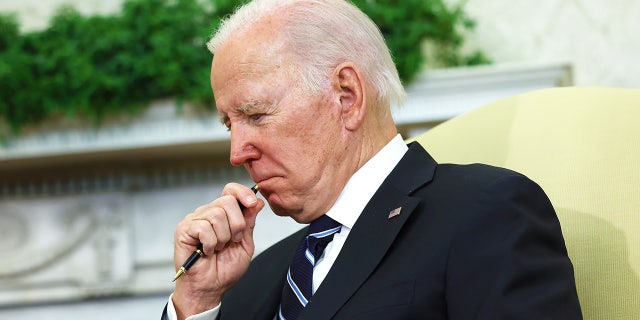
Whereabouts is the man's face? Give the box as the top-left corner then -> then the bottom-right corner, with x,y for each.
211,27 -> 350,223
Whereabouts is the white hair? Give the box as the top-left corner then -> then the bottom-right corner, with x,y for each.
207,0 -> 406,109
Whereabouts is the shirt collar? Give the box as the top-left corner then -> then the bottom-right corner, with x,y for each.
325,134 -> 408,229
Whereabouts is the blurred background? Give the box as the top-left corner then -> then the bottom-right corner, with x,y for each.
0,0 -> 638,319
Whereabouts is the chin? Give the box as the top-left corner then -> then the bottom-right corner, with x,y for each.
267,200 -> 308,223
269,203 -> 297,218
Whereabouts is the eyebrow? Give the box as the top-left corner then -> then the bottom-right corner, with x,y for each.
218,100 -> 263,125
237,100 -> 261,113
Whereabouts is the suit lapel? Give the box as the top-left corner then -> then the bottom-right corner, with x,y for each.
256,229 -> 307,319
300,143 -> 437,319
221,227 -> 307,319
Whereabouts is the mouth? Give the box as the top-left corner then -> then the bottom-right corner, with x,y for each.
251,176 -> 284,194
250,174 -> 272,187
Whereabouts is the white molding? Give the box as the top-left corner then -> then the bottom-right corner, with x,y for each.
397,61 -> 572,125
0,62 -> 572,166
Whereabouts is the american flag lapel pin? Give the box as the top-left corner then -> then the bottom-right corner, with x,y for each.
388,207 -> 402,219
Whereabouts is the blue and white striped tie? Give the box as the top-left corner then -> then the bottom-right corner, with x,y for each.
278,215 -> 342,320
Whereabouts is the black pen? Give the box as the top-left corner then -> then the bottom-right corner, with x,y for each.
172,184 -> 260,282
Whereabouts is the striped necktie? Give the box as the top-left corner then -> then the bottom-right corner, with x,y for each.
278,214 -> 342,320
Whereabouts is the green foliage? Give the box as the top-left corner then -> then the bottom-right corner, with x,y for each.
352,0 -> 489,84
0,0 -> 487,133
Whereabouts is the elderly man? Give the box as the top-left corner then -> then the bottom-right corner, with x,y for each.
163,0 -> 582,319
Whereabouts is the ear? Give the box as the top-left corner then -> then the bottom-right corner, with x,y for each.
332,62 -> 366,131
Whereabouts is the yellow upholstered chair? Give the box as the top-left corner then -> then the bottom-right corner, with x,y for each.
413,87 -> 640,320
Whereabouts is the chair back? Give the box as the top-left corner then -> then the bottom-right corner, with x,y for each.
413,87 -> 640,319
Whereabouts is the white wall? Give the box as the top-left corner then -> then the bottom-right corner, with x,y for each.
0,0 -> 122,31
455,0 -> 640,87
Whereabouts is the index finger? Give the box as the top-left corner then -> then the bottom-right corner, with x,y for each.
221,183 -> 260,210
220,183 -> 260,241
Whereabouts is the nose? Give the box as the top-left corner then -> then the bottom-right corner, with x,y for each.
229,126 -> 260,166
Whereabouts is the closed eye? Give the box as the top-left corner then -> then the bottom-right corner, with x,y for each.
249,113 -> 265,123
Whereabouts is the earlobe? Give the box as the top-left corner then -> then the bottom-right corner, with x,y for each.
333,62 -> 366,131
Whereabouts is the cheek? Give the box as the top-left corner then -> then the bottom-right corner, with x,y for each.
276,128 -> 333,177
272,95 -> 342,170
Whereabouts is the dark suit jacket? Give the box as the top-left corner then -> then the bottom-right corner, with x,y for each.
165,142 -> 582,319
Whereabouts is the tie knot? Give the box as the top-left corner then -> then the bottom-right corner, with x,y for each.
306,215 -> 341,261
308,214 -> 341,236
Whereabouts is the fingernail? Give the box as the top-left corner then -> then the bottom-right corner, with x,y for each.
246,196 -> 256,204
234,232 -> 243,242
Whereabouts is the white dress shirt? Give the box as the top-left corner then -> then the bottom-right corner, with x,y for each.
166,134 -> 408,320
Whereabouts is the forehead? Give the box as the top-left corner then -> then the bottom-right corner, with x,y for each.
211,25 -> 295,108
213,36 -> 286,79
213,14 -> 291,76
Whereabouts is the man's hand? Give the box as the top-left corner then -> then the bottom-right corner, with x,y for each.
171,183 -> 264,319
